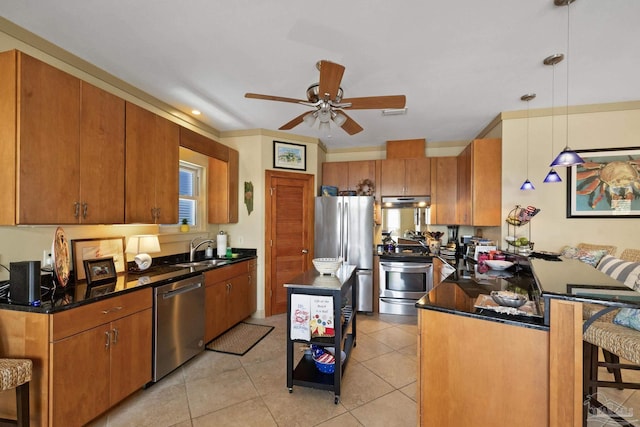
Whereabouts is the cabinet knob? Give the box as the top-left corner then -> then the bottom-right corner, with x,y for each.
82,203 -> 88,219
105,331 -> 110,349
112,328 -> 119,345
74,202 -> 80,218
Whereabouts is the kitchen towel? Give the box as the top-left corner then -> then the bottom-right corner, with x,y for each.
290,294 -> 311,341
310,295 -> 335,337
216,233 -> 227,258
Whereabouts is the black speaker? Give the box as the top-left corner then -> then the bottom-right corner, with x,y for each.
9,261 -> 41,305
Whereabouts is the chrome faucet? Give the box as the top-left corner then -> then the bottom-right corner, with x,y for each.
190,237 -> 215,261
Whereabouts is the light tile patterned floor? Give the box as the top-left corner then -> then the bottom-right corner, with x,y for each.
87,312 -> 640,426
88,313 -> 418,427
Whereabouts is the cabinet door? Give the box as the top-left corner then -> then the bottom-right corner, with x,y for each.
248,260 -> 257,315
322,162 -> 348,190
18,53 -> 81,224
125,103 -> 179,223
431,157 -> 458,225
125,103 -> 157,223
457,145 -> 472,225
51,325 -> 111,426
405,158 -> 431,195
379,159 -> 406,196
205,280 -> 228,342
153,114 -> 179,224
109,308 -> 152,405
347,160 -> 375,192
79,82 -> 125,224
228,275 -> 250,326
208,148 -> 239,224
471,139 -> 502,226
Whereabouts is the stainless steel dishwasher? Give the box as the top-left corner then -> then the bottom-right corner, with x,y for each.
153,274 -> 205,382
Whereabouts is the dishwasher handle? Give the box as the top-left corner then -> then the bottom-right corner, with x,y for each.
161,282 -> 203,299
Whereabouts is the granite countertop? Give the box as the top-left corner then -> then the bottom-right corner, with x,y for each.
416,258 -> 547,330
0,252 -> 257,314
284,264 -> 357,291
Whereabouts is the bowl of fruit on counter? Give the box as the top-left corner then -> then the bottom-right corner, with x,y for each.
505,236 -> 534,253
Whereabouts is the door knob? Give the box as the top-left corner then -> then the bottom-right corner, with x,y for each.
301,249 -> 308,254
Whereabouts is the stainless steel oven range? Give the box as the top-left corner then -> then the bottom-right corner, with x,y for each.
379,257 -> 433,315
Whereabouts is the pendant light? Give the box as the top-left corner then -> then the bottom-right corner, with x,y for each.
543,53 -> 564,183
550,0 -> 584,167
520,93 -> 536,191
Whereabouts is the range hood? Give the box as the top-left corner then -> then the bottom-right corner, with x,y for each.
381,196 -> 431,208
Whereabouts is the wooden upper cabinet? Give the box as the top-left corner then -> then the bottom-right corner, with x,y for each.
125,102 -> 179,224
379,158 -> 430,196
0,50 -> 125,224
208,147 -> 239,224
79,82 -> 125,224
321,160 -> 375,192
15,52 -> 80,224
431,156 -> 458,225
457,138 -> 502,226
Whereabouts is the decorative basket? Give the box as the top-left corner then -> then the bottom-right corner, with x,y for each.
313,352 -> 336,374
312,258 -> 342,275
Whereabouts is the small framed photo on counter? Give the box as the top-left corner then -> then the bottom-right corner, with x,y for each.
84,257 -> 117,285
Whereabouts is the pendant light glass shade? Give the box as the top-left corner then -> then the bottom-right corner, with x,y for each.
550,148 -> 584,167
550,0 -> 584,168
520,179 -> 535,190
520,93 -> 536,191
543,168 -> 562,183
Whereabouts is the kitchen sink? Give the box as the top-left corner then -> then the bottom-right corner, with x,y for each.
173,259 -> 228,268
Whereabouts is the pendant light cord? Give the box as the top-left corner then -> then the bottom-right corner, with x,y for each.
565,1 -> 571,149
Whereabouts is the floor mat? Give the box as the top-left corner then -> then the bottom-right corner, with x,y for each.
205,322 -> 274,356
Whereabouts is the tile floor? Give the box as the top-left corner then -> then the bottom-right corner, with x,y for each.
586,360 -> 640,426
87,311 -> 640,427
88,313 -> 419,427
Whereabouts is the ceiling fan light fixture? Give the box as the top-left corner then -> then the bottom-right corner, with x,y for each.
318,121 -> 330,133
303,111 -> 317,127
332,111 -> 347,127
381,108 -> 408,116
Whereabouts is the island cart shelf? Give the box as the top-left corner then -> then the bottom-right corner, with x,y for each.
285,264 -> 357,404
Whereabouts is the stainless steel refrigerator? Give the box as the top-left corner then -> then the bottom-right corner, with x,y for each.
314,196 -> 374,312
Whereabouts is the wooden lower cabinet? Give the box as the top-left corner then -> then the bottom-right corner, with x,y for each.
204,259 -> 258,343
0,288 -> 152,427
417,309 -> 549,426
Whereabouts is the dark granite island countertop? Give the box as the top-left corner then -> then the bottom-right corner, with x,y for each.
415,258 -> 546,330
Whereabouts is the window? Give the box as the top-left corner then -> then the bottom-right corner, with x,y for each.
177,161 -> 203,227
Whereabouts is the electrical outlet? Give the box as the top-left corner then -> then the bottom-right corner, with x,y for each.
42,250 -> 52,267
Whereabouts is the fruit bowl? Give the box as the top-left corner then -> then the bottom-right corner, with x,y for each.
484,260 -> 514,271
490,291 -> 527,308
312,258 -> 342,275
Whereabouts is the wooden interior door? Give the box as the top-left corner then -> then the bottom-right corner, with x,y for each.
265,170 -> 314,315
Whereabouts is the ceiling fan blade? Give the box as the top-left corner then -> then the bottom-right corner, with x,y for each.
339,112 -> 364,135
340,95 -> 406,110
245,93 -> 307,104
279,111 -> 311,130
318,60 -> 345,101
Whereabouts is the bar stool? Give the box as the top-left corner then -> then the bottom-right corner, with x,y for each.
0,358 -> 32,426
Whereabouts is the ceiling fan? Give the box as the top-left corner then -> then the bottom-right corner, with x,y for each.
245,60 -> 406,135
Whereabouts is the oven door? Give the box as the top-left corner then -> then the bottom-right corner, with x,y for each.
379,261 -> 433,300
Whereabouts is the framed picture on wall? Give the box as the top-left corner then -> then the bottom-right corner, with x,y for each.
273,141 -> 306,171
567,147 -> 640,218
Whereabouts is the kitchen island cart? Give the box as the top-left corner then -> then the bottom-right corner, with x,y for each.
285,264 -> 356,403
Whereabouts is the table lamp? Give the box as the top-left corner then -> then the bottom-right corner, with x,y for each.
126,235 -> 161,271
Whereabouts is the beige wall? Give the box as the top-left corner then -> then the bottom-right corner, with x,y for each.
501,104 -> 640,254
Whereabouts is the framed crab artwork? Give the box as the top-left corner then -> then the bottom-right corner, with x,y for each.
567,147 -> 640,218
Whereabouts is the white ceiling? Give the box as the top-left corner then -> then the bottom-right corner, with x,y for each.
1,0 -> 639,150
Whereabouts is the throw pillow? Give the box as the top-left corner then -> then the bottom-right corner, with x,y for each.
560,246 -> 607,267
597,255 -> 640,291
613,308 -> 640,331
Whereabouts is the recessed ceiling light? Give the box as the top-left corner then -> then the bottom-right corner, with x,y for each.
381,108 -> 407,116
191,109 -> 201,116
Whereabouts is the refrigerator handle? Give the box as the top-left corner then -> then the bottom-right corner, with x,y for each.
338,200 -> 344,260
343,200 -> 349,262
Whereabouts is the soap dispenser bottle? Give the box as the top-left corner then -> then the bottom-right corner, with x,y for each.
205,244 -> 213,259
